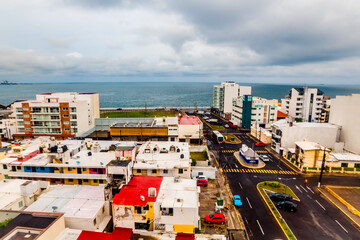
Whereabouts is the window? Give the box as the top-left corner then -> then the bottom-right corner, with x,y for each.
84,179 -> 89,182
178,169 -> 183,174
16,108 -> 22,112
51,115 -> 60,120
93,179 -> 98,183
62,107 -> 68,111
17,166 -> 21,170
25,128 -> 31,131
18,201 -> 23,208
71,121 -> 77,126
63,114 -> 69,118
93,218 -> 97,225
23,114 -> 30,118
50,107 -> 59,113
40,167 -> 45,171
354,163 -> 360,168
3,164 -> 7,170
11,166 -> 16,171
99,180 -> 104,184
82,168 -> 87,171
68,179 -> 73,182
71,107 -> 76,112
71,115 -> 77,119
22,107 -> 29,111
163,169 -> 168,174
32,107 -> 41,113
24,121 -> 30,125
152,169 -> 157,174
63,121 -> 70,125
137,169 -> 141,173
65,128 -> 70,131
341,163 -> 348,168
68,167 -> 72,171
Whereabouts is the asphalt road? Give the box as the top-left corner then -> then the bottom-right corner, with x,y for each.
200,114 -> 360,240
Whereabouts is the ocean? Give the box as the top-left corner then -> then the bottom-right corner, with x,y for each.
1,82 -> 360,108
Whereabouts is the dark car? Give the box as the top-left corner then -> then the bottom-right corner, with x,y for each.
277,201 -> 297,212
269,193 -> 293,202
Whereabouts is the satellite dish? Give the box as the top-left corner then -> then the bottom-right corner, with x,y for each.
52,206 -> 58,212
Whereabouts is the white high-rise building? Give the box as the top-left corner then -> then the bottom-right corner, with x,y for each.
11,92 -> 100,139
329,94 -> 360,154
281,87 -> 323,122
212,82 -> 251,115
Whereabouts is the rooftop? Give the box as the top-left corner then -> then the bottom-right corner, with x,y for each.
330,152 -> 360,162
295,141 -> 328,151
178,116 -> 201,125
112,176 -> 163,206
77,228 -> 133,240
273,119 -> 340,129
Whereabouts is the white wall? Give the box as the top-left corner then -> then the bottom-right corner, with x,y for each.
191,166 -> 216,179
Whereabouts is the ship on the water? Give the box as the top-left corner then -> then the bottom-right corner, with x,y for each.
0,80 -> 17,85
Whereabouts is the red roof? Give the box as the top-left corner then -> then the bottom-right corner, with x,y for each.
179,116 -> 201,125
176,233 -> 195,240
277,110 -> 288,119
112,176 -> 163,206
77,228 -> 133,240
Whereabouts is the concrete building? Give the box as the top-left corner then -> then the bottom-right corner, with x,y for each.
112,176 -> 200,234
178,116 -> 203,144
11,92 -> 100,140
281,87 -> 323,122
0,210 -> 65,240
320,96 -> 331,123
329,94 -> 360,154
232,96 -> 278,129
133,141 -> 191,179
0,110 -> 16,140
0,137 -> 136,186
0,179 -> 49,210
271,119 -> 340,154
328,153 -> 360,168
294,141 -> 330,168
25,185 -> 111,231
213,82 -> 251,116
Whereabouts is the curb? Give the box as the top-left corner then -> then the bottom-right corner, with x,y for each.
317,187 -> 360,229
324,186 -> 360,218
233,152 -> 265,169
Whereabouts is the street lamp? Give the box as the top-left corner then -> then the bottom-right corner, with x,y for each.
317,146 -> 327,188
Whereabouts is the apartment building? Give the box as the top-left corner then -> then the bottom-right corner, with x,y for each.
232,96 -> 278,129
133,141 -> 191,179
0,138 -> 136,186
112,176 -> 199,233
25,185 -> 111,231
329,94 -> 360,154
281,87 -> 323,122
0,110 -> 16,140
320,96 -> 331,123
213,82 -> 251,116
11,92 -> 100,140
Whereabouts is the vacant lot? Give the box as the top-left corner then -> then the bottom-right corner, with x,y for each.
101,111 -> 176,118
331,187 -> 360,211
190,151 -> 208,161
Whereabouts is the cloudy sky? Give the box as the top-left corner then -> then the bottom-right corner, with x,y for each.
0,0 -> 360,84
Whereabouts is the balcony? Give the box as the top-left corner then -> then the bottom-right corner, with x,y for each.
7,171 -> 108,180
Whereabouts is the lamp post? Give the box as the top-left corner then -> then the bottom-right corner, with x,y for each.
317,146 -> 327,188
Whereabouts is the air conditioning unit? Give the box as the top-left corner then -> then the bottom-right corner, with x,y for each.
148,187 -> 157,197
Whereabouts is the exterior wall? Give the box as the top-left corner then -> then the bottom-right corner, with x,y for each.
250,128 -> 272,144
0,118 -> 17,139
110,127 -> 168,137
329,94 -> 360,154
37,215 -> 66,240
191,166 -> 216,179
295,147 -> 330,168
178,124 -> 203,140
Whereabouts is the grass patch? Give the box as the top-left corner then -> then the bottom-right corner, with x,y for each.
0,218 -> 12,228
190,150 -> 208,161
100,111 -> 176,118
259,181 -> 299,201
210,125 -> 225,130
257,182 -> 297,240
223,134 -> 241,144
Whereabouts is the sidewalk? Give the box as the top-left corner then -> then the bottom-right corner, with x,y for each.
318,187 -> 360,229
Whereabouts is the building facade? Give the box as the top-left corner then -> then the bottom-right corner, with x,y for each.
281,87 -> 323,122
212,82 -> 251,115
232,96 -> 278,129
11,92 -> 100,139
320,96 -> 331,123
294,141 -> 330,168
329,94 -> 360,155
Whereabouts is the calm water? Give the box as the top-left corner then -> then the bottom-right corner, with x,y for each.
0,82 -> 359,108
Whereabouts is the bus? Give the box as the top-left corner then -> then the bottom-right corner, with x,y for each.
212,131 -> 224,144
228,121 -> 238,129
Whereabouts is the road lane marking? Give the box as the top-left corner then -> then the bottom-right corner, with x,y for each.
295,185 -> 303,193
235,164 -> 238,168
300,185 -> 308,192
256,220 -> 265,235
279,166 -> 284,170
307,186 -> 315,194
335,220 -> 348,233
315,200 -> 326,210
307,194 -> 312,199
246,197 -> 253,209
238,182 -> 243,190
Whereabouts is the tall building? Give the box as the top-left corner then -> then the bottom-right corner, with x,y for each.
212,82 -> 251,115
281,87 -> 323,122
320,96 -> 331,123
232,96 -> 278,129
329,94 -> 360,154
11,92 -> 100,139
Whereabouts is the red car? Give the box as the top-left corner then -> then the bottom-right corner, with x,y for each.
197,179 -> 208,187
204,213 -> 226,224
255,141 -> 266,147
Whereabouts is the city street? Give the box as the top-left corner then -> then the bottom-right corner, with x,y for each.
201,114 -> 360,240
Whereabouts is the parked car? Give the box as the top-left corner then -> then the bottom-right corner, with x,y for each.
224,124 -> 229,128
259,155 -> 270,162
203,116 -> 210,121
204,213 -> 226,224
197,179 -> 208,187
233,195 -> 242,206
269,193 -> 293,202
277,201 -> 297,212
196,175 -> 207,180
255,141 -> 266,147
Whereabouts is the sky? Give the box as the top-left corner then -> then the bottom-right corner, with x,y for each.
0,0 -> 360,84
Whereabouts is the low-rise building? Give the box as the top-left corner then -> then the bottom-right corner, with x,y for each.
294,141 -> 330,168
112,176 -> 199,234
0,210 -> 65,240
328,153 -> 360,168
232,96 -> 278,129
271,119 -> 340,154
133,142 -> 191,179
250,127 -> 272,144
25,185 -> 112,231
178,116 -> 203,144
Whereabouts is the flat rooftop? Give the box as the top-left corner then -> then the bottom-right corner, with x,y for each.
273,119 -> 340,129
178,116 -> 201,125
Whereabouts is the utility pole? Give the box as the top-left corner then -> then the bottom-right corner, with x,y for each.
318,146 -> 327,187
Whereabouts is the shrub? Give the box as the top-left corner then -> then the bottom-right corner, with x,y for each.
191,159 -> 197,166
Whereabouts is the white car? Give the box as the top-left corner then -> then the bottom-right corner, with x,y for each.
196,175 -> 207,180
259,155 -> 270,162
224,124 -> 229,128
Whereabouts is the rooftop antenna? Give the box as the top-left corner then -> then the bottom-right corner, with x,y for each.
52,206 -> 58,212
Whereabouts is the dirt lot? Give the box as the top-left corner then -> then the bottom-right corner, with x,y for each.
331,187 -> 360,210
